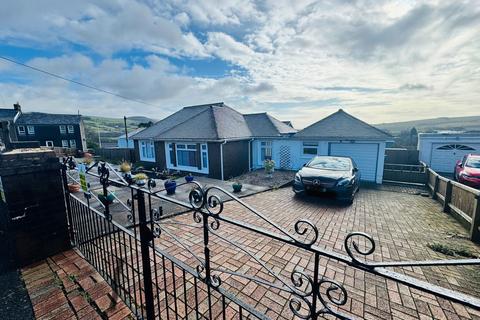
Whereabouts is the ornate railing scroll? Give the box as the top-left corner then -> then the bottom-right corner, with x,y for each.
63,157 -> 480,320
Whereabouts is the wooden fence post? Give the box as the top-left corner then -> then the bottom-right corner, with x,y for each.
443,181 -> 452,213
470,195 -> 480,243
432,175 -> 440,200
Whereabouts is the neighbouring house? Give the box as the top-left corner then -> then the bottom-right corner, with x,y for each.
132,103 -> 392,183
117,128 -> 144,149
0,103 -> 22,149
418,132 -> 480,173
14,108 -> 86,151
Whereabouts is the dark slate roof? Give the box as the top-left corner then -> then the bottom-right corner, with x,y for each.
0,108 -> 18,122
16,112 -> 82,125
244,113 -> 297,137
132,103 -> 252,141
295,109 -> 392,140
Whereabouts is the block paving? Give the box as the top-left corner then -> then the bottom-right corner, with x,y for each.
21,250 -> 133,320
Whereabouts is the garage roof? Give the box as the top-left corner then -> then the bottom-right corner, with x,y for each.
295,109 -> 392,140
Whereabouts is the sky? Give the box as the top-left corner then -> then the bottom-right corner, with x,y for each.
0,0 -> 479,129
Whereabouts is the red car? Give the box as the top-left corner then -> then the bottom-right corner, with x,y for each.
454,154 -> 480,188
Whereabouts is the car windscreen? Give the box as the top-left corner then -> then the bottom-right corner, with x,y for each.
466,158 -> 480,168
307,157 -> 351,171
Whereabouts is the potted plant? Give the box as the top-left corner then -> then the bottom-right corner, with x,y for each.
97,192 -> 115,205
264,159 -> 275,177
185,173 -> 194,183
164,179 -> 177,195
133,173 -> 148,186
67,183 -> 80,193
232,181 -> 243,193
120,161 -> 131,174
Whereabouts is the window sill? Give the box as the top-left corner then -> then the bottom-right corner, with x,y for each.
140,158 -> 156,162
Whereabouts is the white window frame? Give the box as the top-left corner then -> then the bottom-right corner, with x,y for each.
69,139 -> 76,148
259,141 -> 272,163
18,125 -> 26,135
67,125 -> 74,133
139,140 -> 156,162
27,125 -> 35,135
46,141 -> 54,147
302,142 -> 318,157
61,140 -> 69,148
59,125 -> 66,134
165,142 -> 209,174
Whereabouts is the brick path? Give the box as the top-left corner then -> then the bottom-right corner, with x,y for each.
21,250 -> 133,320
153,186 -> 480,319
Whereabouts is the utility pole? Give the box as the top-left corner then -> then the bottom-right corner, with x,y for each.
124,116 -> 129,148
97,128 -> 102,148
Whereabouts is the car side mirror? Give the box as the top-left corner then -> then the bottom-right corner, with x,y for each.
353,168 -> 358,172
456,160 -> 462,167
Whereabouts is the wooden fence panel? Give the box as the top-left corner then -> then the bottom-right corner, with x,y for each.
95,148 -> 136,163
425,168 -> 480,243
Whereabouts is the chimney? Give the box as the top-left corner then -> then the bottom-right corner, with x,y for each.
13,102 -> 22,113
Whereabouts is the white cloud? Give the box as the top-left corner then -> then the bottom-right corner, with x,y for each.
1,0 -> 480,127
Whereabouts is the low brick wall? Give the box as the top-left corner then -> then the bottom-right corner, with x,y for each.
0,149 -> 70,268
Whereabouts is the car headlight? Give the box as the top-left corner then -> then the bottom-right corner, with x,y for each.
337,178 -> 352,186
295,173 -> 301,182
460,172 -> 475,179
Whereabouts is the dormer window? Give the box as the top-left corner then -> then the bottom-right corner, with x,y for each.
18,125 -> 26,135
59,125 -> 66,134
67,125 -> 74,133
27,125 -> 35,135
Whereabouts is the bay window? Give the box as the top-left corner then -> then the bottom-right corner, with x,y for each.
166,142 -> 208,173
177,144 -> 197,167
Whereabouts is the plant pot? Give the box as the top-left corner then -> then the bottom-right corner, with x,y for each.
136,179 -> 146,187
232,183 -> 242,193
185,175 -> 194,183
98,193 -> 115,205
68,183 -> 80,193
164,180 -> 177,195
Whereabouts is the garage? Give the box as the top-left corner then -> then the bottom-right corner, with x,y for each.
430,143 -> 480,173
418,133 -> 480,173
329,142 -> 379,182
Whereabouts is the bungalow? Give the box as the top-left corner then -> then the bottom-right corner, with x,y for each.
132,103 -> 392,183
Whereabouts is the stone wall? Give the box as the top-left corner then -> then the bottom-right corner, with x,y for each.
0,149 -> 70,268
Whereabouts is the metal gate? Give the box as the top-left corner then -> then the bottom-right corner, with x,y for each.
61,158 -> 480,319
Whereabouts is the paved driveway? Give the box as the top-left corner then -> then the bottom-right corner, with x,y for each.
154,185 -> 480,319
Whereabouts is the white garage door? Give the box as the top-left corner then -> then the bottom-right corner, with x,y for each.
430,143 -> 480,173
329,143 -> 379,182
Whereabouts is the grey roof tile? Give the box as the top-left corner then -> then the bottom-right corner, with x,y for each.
295,109 -> 392,140
0,109 -> 18,121
16,112 -> 82,125
244,113 -> 297,137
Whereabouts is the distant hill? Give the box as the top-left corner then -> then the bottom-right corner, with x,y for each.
83,115 -> 155,148
376,116 -> 480,135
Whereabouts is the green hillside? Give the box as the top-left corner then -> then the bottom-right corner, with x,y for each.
83,115 -> 155,148
376,116 -> 480,135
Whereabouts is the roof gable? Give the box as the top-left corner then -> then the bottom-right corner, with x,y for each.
244,113 -> 297,137
295,109 -> 391,140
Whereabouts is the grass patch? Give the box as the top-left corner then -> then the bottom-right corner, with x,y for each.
427,242 -> 478,258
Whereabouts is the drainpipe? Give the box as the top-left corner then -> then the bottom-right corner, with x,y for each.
220,139 -> 227,180
248,138 -> 254,171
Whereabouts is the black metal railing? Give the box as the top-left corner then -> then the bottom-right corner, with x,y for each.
61,158 -> 480,320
